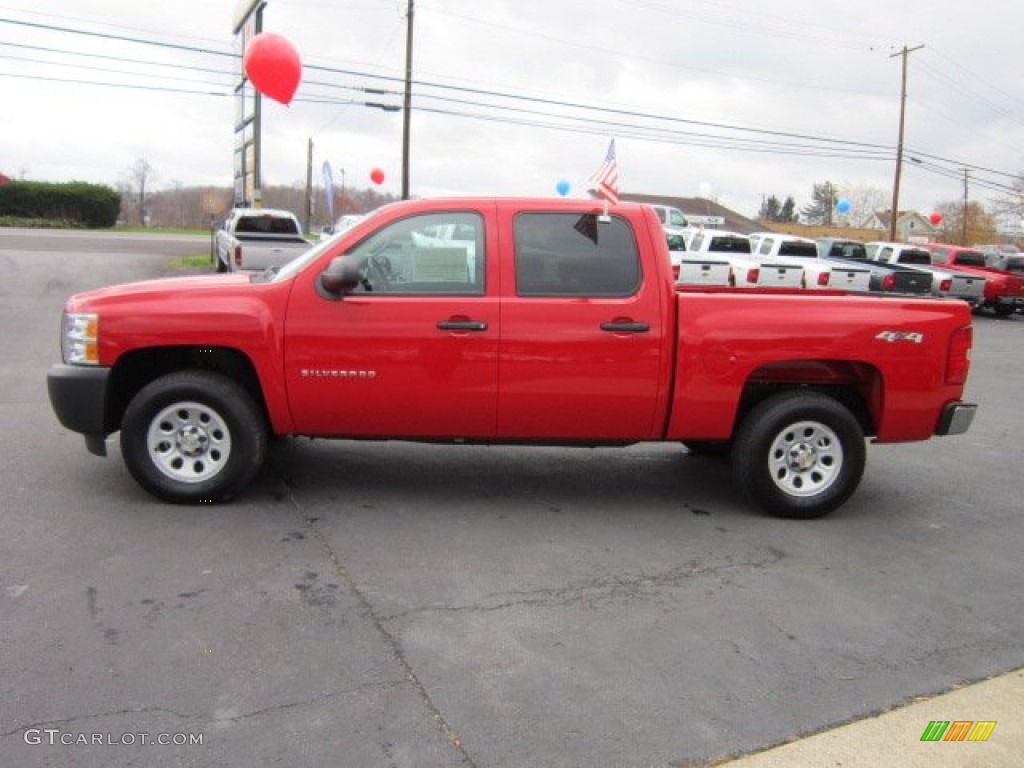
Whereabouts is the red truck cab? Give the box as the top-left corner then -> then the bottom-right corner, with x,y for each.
48,198 -> 978,519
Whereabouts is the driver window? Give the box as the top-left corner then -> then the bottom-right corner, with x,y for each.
346,212 -> 485,295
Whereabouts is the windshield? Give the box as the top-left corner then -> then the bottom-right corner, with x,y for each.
269,208 -> 384,282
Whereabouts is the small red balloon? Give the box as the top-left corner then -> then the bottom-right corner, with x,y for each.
244,33 -> 302,106
929,212 -> 943,225
370,168 -> 385,185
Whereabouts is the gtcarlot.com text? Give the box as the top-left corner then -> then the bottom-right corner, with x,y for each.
24,729 -> 204,746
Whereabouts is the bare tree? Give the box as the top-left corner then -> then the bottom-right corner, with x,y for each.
838,184 -> 888,227
123,158 -> 156,226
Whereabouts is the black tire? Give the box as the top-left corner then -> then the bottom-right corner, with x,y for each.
216,256 -> 228,273
120,371 -> 267,504
992,304 -> 1015,317
732,391 -> 866,519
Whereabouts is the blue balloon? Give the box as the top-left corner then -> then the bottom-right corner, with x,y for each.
556,179 -> 570,196
836,198 -> 851,214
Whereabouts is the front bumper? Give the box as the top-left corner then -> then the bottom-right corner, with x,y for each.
47,364 -> 111,456
935,401 -> 978,436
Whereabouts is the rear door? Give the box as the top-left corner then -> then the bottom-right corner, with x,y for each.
495,206 -> 667,440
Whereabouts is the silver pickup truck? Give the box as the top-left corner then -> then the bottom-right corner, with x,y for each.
215,208 -> 312,272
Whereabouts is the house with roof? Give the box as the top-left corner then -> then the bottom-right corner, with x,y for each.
862,210 -> 937,242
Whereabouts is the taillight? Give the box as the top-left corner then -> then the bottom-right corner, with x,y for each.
939,278 -> 951,292
747,268 -> 760,284
234,244 -> 242,267
946,325 -> 973,385
881,274 -> 895,291
672,264 -> 680,281
817,272 -> 830,287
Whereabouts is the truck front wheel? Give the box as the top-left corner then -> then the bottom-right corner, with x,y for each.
120,371 -> 267,504
732,391 -> 865,519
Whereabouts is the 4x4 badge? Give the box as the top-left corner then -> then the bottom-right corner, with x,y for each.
876,331 -> 924,343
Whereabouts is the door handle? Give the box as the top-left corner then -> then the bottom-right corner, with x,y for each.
600,321 -> 650,333
437,320 -> 488,331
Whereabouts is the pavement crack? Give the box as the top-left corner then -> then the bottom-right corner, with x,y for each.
382,548 -> 786,621
271,472 -> 479,768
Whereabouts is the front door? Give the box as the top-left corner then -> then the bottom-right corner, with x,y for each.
284,208 -> 499,439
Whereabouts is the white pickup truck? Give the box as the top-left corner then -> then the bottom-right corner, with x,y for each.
688,229 -> 804,288
749,233 -> 871,291
866,241 -> 987,307
215,208 -> 312,272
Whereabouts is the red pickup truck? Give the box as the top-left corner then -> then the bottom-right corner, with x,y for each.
47,198 -> 978,519
925,242 -> 1024,316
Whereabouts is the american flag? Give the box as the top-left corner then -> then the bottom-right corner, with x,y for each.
590,138 -> 620,205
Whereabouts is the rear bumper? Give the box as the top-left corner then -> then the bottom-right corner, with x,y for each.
47,364 -> 111,456
935,401 -> 978,436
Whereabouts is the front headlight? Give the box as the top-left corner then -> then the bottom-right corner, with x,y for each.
61,312 -> 99,365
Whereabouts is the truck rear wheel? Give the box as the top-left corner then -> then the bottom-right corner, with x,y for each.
732,391 -> 865,519
120,371 -> 267,504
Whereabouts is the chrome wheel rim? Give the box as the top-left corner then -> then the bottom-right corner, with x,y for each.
146,401 -> 231,484
768,420 -> 842,498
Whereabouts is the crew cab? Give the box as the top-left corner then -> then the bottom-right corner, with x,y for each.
925,243 -> 1024,316
215,207 -> 311,272
47,198 -> 978,519
749,233 -> 870,291
817,238 -> 933,295
688,229 -> 804,288
865,241 -> 986,307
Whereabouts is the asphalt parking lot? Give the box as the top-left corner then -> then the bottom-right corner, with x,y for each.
1,229 -> 1021,767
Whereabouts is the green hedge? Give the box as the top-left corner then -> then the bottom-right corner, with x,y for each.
0,181 -> 121,228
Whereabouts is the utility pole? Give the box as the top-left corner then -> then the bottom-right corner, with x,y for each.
962,168 -> 970,245
888,44 -> 924,241
304,137 -> 314,234
401,0 -> 415,200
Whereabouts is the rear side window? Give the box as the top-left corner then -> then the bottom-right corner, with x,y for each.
514,213 -> 640,297
709,236 -> 751,254
955,251 -> 987,267
830,242 -> 867,259
897,250 -> 931,265
778,242 -> 817,257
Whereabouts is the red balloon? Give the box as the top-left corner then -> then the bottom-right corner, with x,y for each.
929,212 -> 943,225
244,33 -> 302,106
370,167 -> 385,185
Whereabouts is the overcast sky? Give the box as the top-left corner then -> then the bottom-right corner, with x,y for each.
2,0 -> 1022,219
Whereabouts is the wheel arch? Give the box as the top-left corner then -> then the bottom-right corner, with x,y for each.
734,359 -> 882,440
106,346 -> 268,434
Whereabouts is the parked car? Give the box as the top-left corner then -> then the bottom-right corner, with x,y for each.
816,238 -> 933,295
215,208 -> 311,272
689,229 -> 804,288
649,204 -> 691,237
925,243 -> 1024,316
749,233 -> 870,291
865,242 -> 986,307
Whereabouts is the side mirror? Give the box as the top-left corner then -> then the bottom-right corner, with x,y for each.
318,256 -> 361,298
